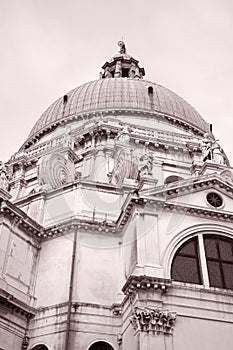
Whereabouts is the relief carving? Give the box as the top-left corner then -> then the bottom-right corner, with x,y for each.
130,307 -> 177,334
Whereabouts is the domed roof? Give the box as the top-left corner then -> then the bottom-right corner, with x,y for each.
23,78 -> 209,149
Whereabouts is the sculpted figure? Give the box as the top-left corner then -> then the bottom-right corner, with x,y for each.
139,152 -> 153,176
128,62 -> 136,78
114,61 -> 122,77
104,67 -> 112,78
201,133 -> 213,161
211,141 -> 225,165
201,133 -> 225,165
118,40 -> 126,54
117,125 -> 131,142
221,170 -> 233,183
0,162 -> 9,191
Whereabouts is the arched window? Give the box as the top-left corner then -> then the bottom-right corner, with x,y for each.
171,234 -> 233,289
88,341 -> 114,350
31,345 -> 49,350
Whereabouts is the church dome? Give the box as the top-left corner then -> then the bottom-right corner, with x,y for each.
21,42 -> 210,149
23,78 -> 209,149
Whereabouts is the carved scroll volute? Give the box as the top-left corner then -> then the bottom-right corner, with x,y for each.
38,152 -> 75,190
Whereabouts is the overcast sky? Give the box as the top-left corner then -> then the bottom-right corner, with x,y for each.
1,0 -> 233,164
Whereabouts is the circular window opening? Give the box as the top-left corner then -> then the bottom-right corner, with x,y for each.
206,192 -> 223,208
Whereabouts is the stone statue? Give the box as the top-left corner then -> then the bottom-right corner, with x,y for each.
134,66 -> 141,79
114,61 -> 122,78
138,152 -> 153,177
0,162 -> 9,191
212,141 -> 225,165
201,133 -> 213,161
118,41 -> 126,54
110,147 -> 138,185
201,133 -> 225,165
128,63 -> 136,78
117,125 -> 131,142
104,67 -> 112,78
221,170 -> 233,183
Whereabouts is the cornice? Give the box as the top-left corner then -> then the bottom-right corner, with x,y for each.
117,174 -> 233,228
41,217 -> 119,241
0,288 -> 36,319
122,275 -> 172,296
0,200 -> 43,240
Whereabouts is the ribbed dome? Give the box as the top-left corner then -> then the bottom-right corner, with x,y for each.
24,78 -> 209,148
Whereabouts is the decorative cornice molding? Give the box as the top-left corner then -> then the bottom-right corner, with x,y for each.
0,288 -> 36,319
0,200 -> 43,239
122,276 -> 172,296
130,307 -> 177,334
117,174 -> 233,228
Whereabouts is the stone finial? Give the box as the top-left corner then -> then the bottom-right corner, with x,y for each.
130,307 -> 177,334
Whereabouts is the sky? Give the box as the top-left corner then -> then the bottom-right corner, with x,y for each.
1,0 -> 233,163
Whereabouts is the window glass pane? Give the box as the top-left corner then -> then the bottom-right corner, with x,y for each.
219,240 -> 233,261
178,239 -> 197,256
172,256 -> 201,284
223,263 -> 233,289
204,237 -> 218,259
207,261 -> 223,288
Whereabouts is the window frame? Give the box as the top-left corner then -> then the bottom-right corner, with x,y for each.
171,232 -> 233,290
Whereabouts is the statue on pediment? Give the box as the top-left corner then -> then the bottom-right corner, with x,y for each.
0,162 -> 9,191
201,134 -> 225,165
138,152 -> 153,177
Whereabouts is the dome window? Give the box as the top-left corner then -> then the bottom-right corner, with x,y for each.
63,94 -> 68,104
148,86 -> 153,95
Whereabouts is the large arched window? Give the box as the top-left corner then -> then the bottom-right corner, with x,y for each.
171,234 -> 233,289
88,341 -> 114,350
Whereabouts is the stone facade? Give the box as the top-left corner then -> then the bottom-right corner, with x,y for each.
0,42 -> 233,350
